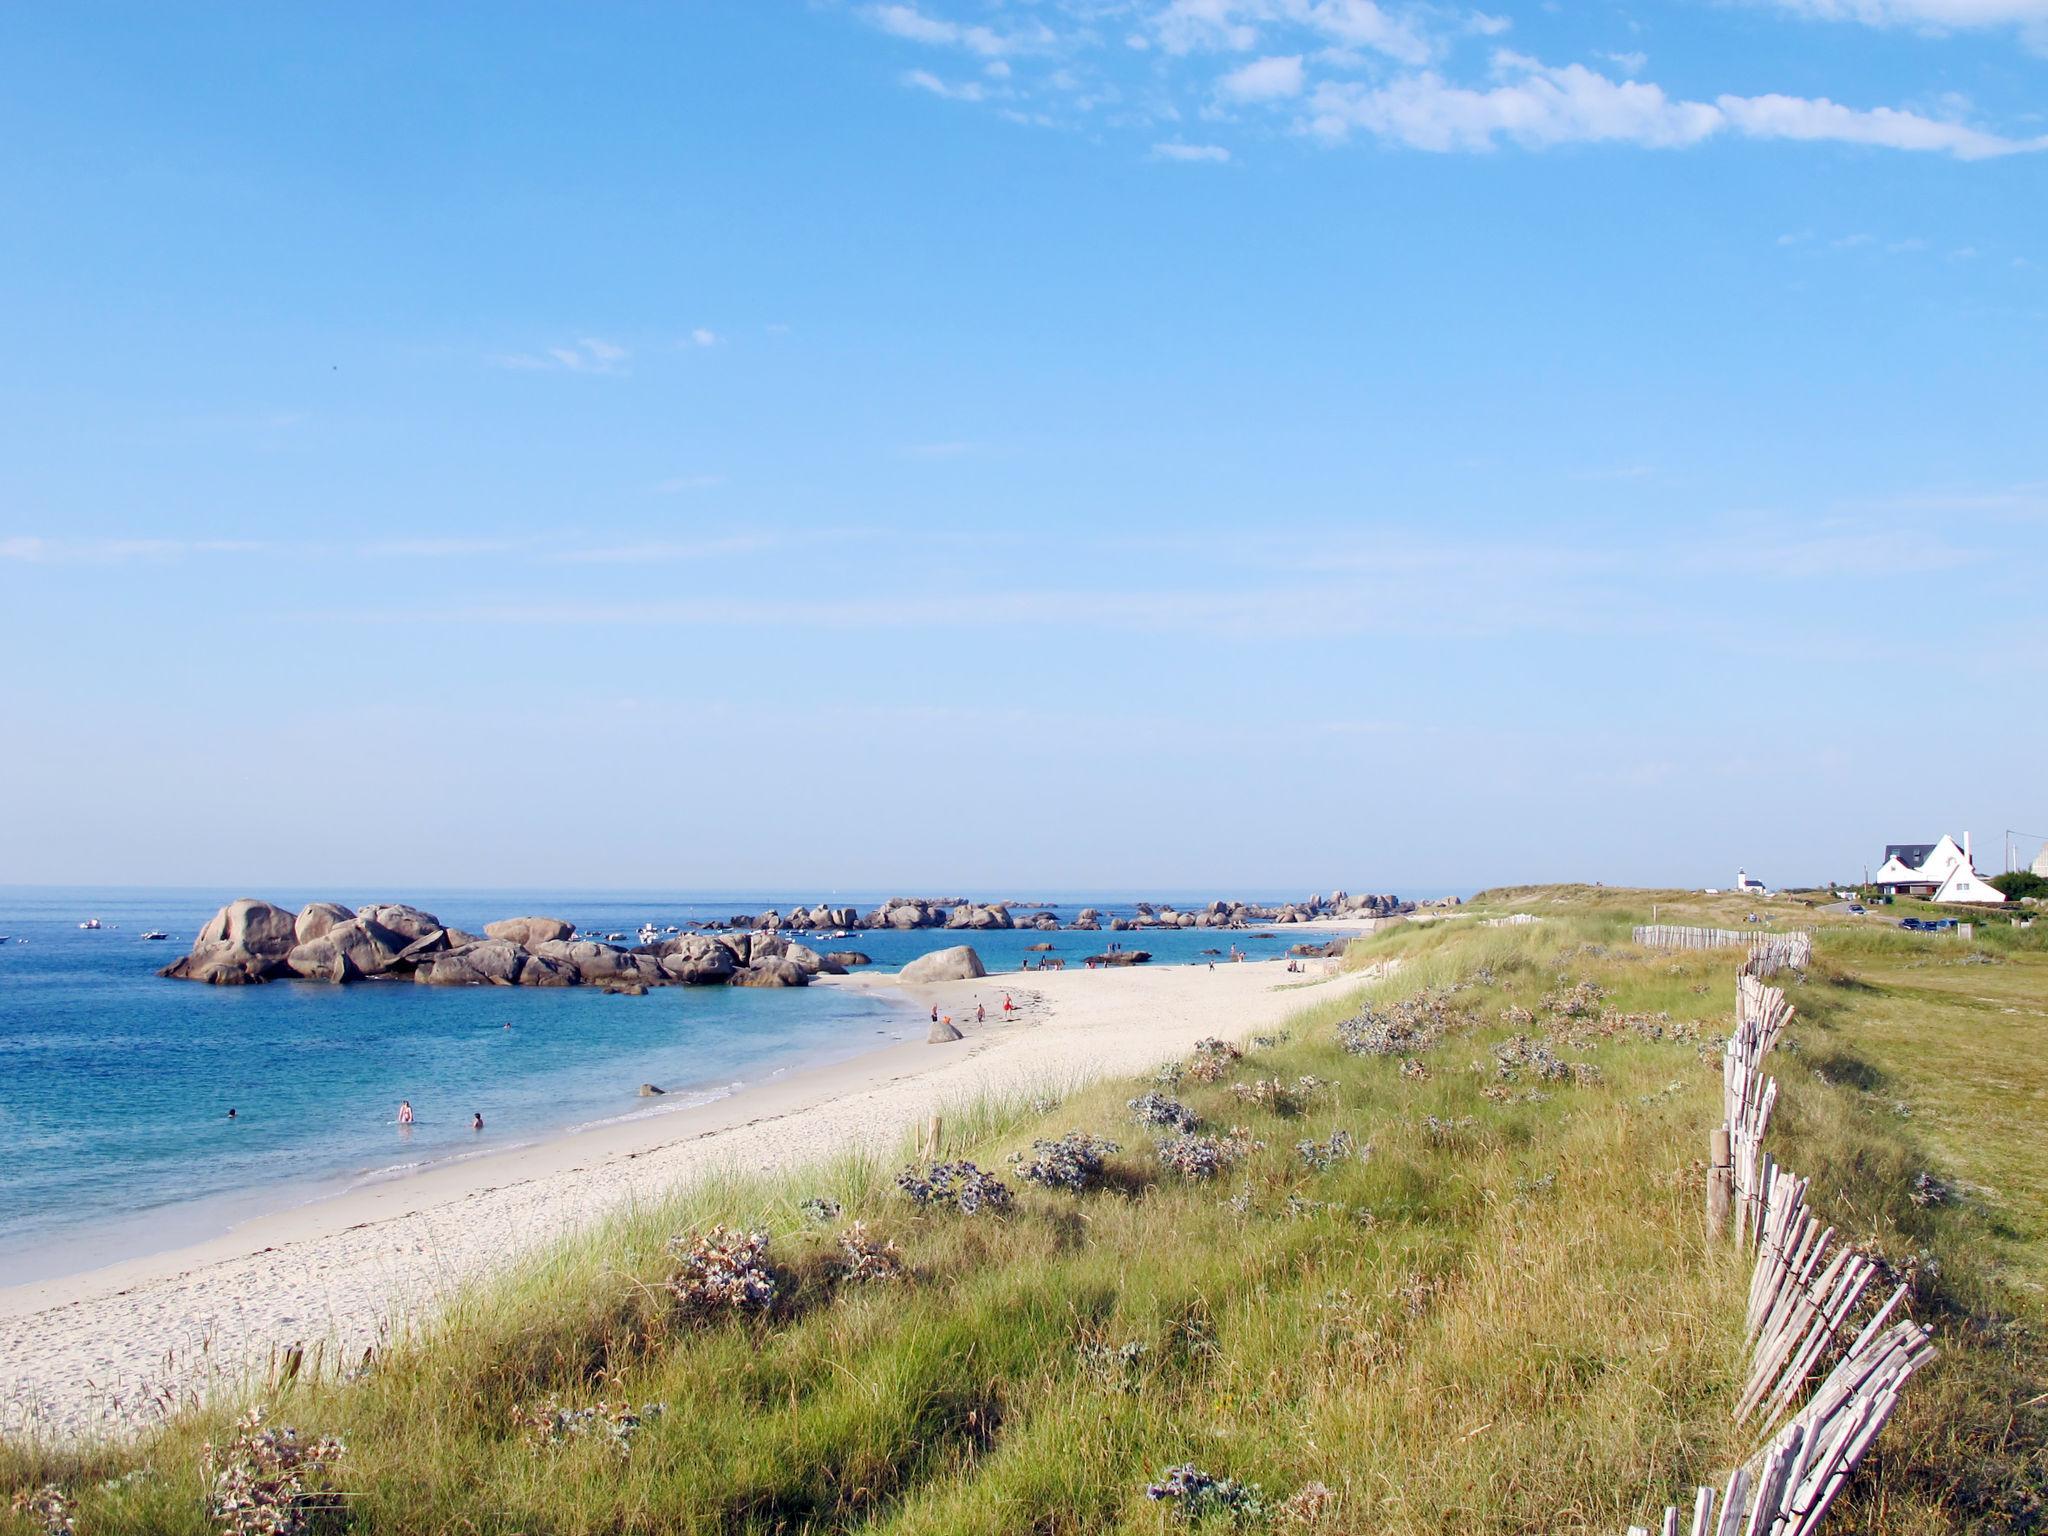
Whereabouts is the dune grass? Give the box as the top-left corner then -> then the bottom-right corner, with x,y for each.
4,894 -> 2042,1534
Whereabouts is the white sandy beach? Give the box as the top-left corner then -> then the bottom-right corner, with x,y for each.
0,954 -> 1387,1442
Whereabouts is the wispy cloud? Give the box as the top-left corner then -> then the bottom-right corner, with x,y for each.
1218,54 -> 1304,101
488,337 -> 630,373
687,327 -> 721,348
1758,0 -> 2048,49
0,537 -> 269,564
859,4 -> 2043,161
1153,139 -> 1233,161
1303,52 -> 2045,158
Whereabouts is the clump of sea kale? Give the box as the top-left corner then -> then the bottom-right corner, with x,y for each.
512,1399 -> 665,1459
836,1221 -> 905,1282
1540,978 -> 1605,1018
203,1408 -> 346,1536
1421,1115 -> 1478,1147
1014,1131 -> 1122,1192
896,1159 -> 1014,1214
1075,1332 -> 1151,1391
1229,1075 -> 1326,1113
1129,1090 -> 1200,1133
1909,1171 -> 1953,1208
1146,1464 -> 1268,1524
1158,1126 -> 1263,1181
1185,1036 -> 1244,1084
797,1196 -> 842,1224
1295,1129 -> 1358,1172
1493,1033 -> 1573,1083
1336,988 -> 1462,1058
664,1226 -> 777,1315
10,1485 -> 75,1536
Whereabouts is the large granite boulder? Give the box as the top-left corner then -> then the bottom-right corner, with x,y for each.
287,916 -> 406,982
657,936 -> 739,984
485,916 -> 575,949
746,933 -> 790,965
412,939 -> 528,986
730,958 -> 810,988
898,945 -> 986,985
825,951 -> 873,968
356,903 -> 444,943
295,901 -> 355,945
529,939 -> 663,986
928,1019 -> 964,1043
160,898 -> 301,984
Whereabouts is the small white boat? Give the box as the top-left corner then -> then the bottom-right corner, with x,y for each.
79,918 -> 103,930
141,930 -> 170,941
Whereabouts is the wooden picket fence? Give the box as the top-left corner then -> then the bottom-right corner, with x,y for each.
1635,924 -> 1755,951
1633,926 -> 1813,977
1626,943 -> 1935,1535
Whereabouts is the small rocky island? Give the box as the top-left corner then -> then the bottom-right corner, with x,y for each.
159,891 -> 1409,989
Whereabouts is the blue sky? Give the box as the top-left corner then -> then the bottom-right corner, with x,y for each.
1,1 -> 2043,894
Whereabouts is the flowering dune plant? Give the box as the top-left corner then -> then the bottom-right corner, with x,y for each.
836,1220 -> 905,1282
664,1225 -> 777,1316
1145,1463 -> 1268,1525
1294,1128 -> 1357,1172
202,1408 -> 346,1536
1157,1125 -> 1263,1181
511,1398 -> 665,1459
1127,1090 -> 1199,1132
10,1484 -> 75,1536
1184,1036 -> 1243,1083
1014,1131 -> 1121,1192
895,1159 -> 1014,1214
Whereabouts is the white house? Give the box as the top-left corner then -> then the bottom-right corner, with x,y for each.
1873,833 -> 2005,903
1735,869 -> 1767,894
2034,841 -> 2048,879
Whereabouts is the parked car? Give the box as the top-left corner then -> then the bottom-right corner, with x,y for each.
1847,904 -> 1867,915
1899,917 -> 1928,931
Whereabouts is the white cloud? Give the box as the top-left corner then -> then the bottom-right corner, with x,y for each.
491,337 -> 629,373
1147,0 -> 1430,64
1154,139 -> 1234,160
1303,52 -> 2047,158
1599,49 -> 1649,75
904,68 -> 986,101
688,327 -> 721,347
869,2 -> 1056,58
1761,0 -> 2048,43
1220,53 -> 1305,100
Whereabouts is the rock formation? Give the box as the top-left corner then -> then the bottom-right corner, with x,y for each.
897,945 -> 987,984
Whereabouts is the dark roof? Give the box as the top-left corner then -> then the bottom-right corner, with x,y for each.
1885,843 -> 1937,869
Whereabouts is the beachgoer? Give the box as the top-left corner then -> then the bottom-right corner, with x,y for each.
397,1100 -> 414,1126
931,1004 -> 939,1024
472,1112 -> 484,1131
1002,993 -> 1013,1015
226,1107 -> 237,1119
977,1003 -> 986,1023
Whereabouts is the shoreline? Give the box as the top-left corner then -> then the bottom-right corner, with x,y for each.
0,953 -> 1387,1442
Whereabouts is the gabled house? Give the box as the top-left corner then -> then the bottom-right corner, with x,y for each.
1873,833 -> 2006,903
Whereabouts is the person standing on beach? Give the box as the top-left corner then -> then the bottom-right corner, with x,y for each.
397,1100 -> 414,1126
930,1004 -> 939,1024
977,1002 -> 986,1023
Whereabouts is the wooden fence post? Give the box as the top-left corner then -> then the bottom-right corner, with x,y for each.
1707,1126 -> 1733,1242
921,1114 -> 943,1160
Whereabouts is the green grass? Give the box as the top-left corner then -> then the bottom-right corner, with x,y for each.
4,893 -> 2042,1534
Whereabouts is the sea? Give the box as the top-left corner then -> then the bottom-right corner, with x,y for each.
0,887 -> 1399,1286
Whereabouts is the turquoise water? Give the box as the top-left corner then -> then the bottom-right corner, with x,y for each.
0,888 -> 1380,1283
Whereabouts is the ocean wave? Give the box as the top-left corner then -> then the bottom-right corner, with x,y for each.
565,1081 -> 744,1133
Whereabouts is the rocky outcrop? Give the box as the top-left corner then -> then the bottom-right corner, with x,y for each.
1084,950 -> 1153,966
825,951 -> 872,968
412,939 -> 531,986
730,959 -> 810,988
157,898 -> 300,985
928,1019 -> 964,1043
655,936 -> 739,985
288,916 -> 406,981
898,945 -> 987,985
356,904 -> 444,943
295,902 -> 355,946
484,916 -> 575,949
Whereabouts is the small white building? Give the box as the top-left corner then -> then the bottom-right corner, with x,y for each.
2033,841 -> 2048,879
1735,868 -> 1768,894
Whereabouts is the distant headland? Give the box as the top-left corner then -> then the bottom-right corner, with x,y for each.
158,891 -> 1412,990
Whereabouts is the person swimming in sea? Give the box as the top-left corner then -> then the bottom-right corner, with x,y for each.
397,1100 -> 414,1126
472,1111 -> 484,1131
226,1107 -> 237,1120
